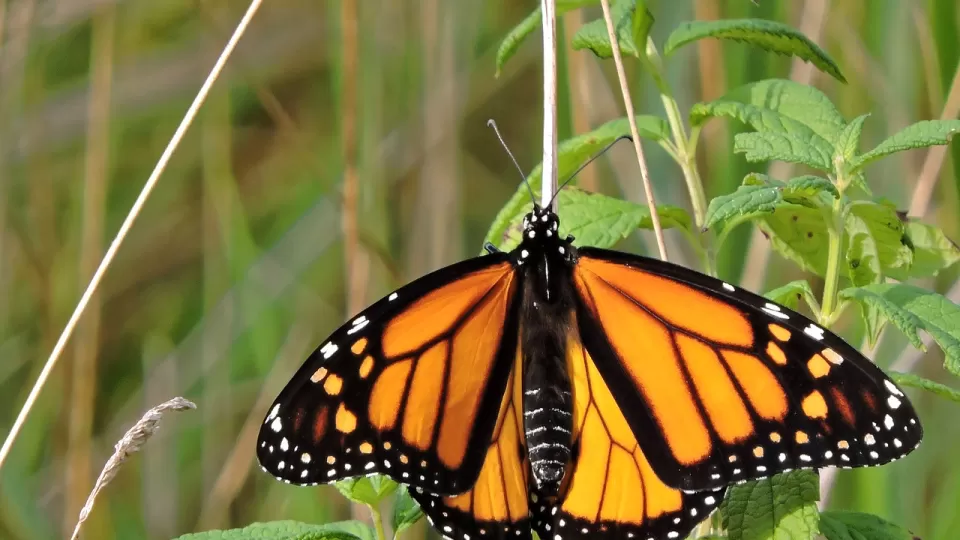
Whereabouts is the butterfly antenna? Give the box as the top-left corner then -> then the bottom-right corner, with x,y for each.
488,119 -> 536,205
547,135 -> 632,208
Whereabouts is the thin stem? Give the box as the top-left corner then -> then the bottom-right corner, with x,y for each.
541,0 -> 559,209
0,0 -> 265,472
819,198 -> 845,324
370,505 -> 387,540
646,38 -> 709,230
599,0 -> 667,262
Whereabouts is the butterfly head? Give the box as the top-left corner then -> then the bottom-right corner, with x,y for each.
516,205 -> 575,272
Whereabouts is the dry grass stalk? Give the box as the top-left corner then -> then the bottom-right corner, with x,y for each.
69,397 -> 197,540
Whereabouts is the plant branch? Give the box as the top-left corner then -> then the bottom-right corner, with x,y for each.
0,0 -> 264,472
541,0 -> 559,209
599,1 -> 667,261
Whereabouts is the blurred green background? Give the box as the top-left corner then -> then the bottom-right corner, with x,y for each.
1,0 -> 959,539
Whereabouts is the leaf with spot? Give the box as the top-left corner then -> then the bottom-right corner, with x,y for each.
691,79 -> 846,147
571,0 -> 653,59
889,372 -> 960,404
903,220 -> 960,278
759,203 -> 830,276
844,202 -> 913,286
483,116 -> 671,251
717,470 -> 820,540
173,521 -> 369,540
852,119 -> 960,171
392,485 -> 425,536
663,19 -> 846,83
495,0 -> 599,75
818,511 -> 917,540
335,476 -> 398,507
840,283 -> 960,376
764,280 -> 820,315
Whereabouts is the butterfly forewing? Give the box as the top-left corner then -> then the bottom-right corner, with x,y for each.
256,255 -> 522,496
572,248 -> 923,492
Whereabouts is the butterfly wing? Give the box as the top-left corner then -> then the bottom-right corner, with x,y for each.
531,330 -> 723,540
571,247 -> 923,492
409,339 -> 532,540
257,254 -> 522,496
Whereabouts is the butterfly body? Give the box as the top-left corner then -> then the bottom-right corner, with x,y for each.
258,203 -> 922,540
514,211 -> 578,495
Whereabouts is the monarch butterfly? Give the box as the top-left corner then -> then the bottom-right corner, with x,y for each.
257,199 -> 922,540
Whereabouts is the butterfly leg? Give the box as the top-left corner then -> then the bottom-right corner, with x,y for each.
484,242 -> 501,254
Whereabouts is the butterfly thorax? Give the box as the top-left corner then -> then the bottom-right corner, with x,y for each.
515,206 -> 577,497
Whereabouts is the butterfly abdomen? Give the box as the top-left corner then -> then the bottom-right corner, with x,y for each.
523,361 -> 573,496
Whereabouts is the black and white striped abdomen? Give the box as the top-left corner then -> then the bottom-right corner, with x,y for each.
523,383 -> 573,496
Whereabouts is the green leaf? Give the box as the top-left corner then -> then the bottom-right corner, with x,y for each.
704,184 -> 782,232
571,0 -> 653,59
853,119 -> 960,171
173,521 -> 367,540
392,486 -> 425,536
718,471 -> 820,540
889,372 -> 960,404
844,202 -> 913,286
691,79 -> 846,146
664,19 -> 845,82
495,0 -> 599,76
734,131 -> 833,171
764,279 -> 819,313
760,203 -> 830,276
819,511 -> 916,540
841,283 -> 960,375
483,116 -> 669,250
494,187 -> 691,252
835,114 -> 870,163
904,220 -> 960,278
782,175 -> 838,203
335,476 -> 398,507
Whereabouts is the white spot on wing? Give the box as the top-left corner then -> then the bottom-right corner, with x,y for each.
270,418 -> 282,432
722,282 -> 735,292
804,324 -> 825,341
389,292 -> 398,301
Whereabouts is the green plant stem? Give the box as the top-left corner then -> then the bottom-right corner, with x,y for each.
641,38 -> 717,276
370,505 -> 387,540
820,197 -> 845,325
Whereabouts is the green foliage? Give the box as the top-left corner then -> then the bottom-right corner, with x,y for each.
763,279 -> 819,314
818,511 -> 917,540
890,372 -> 960,404
334,476 -> 398,507
904,220 -> 960,278
173,521 -> 372,540
663,19 -> 846,83
852,119 -> 960,171
841,283 -> 960,375
717,471 -> 820,540
494,0 -> 599,75
392,486 -> 425,536
571,0 -> 653,59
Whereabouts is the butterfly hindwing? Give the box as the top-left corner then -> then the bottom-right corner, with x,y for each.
409,341 -> 533,540
571,247 -> 923,492
257,255 -> 522,496
530,331 -> 723,540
